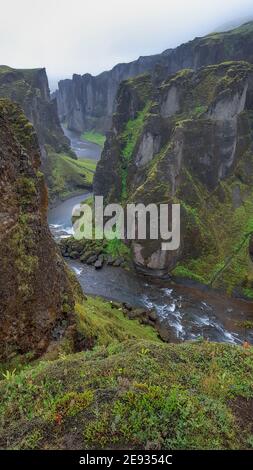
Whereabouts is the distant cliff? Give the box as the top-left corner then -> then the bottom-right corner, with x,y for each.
0,66 -> 94,204
55,22 -> 253,133
0,66 -> 70,160
0,99 -> 75,359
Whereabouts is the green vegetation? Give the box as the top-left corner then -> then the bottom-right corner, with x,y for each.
81,131 -> 106,147
171,150 -> 253,296
1,312 -> 253,449
79,158 -> 97,172
206,20 -> 253,40
120,102 -> 151,201
104,238 -> 130,258
76,296 -> 159,347
59,235 -> 131,266
10,213 -> 38,299
47,149 -> 96,201
111,62 -> 253,297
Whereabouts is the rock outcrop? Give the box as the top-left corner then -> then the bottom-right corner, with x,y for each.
94,61 -> 253,297
0,66 -> 70,160
0,99 -> 75,360
55,21 -> 253,133
0,66 -> 79,204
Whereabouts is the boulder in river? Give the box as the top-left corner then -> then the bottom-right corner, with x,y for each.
86,254 -> 98,265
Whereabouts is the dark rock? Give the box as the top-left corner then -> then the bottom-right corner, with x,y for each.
0,100 -> 75,360
93,56 -> 253,294
94,258 -> 103,269
113,258 -> 124,267
148,310 -> 158,323
86,254 -> 98,265
106,255 -> 114,265
80,250 -> 94,263
56,22 -> 253,135
69,251 -> 79,259
122,303 -> 133,312
0,66 -> 72,189
110,301 -> 122,309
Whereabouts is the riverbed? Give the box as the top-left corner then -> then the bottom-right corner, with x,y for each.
48,130 -> 253,345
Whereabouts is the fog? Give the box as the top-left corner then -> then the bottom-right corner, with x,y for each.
0,0 -> 253,90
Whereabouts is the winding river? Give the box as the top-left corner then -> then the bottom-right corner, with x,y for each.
48,130 -> 253,345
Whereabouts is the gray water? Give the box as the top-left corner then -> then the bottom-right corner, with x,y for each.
63,127 -> 101,161
48,131 -> 253,345
48,192 -> 92,238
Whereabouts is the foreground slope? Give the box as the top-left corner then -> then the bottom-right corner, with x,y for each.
0,334 -> 252,450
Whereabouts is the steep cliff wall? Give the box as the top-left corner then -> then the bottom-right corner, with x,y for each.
0,66 -> 70,160
94,61 -> 253,297
0,99 -> 75,360
55,21 -> 253,133
0,66 -> 92,204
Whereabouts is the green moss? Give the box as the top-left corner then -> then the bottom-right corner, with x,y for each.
46,149 -> 95,201
81,131 -> 106,147
172,265 -> 206,284
120,102 -> 151,201
1,337 -> 253,450
103,238 -> 130,259
52,390 -> 94,418
75,296 -> 160,347
10,213 -> 38,299
171,153 -> 253,295
16,430 -> 43,450
125,73 -> 153,102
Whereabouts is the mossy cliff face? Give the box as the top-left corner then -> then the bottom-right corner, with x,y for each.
0,66 -> 78,203
56,21 -> 253,134
94,62 -> 253,296
0,99 -> 75,360
0,66 -> 70,159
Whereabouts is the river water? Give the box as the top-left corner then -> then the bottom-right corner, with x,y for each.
48,130 -> 253,345
63,128 -> 101,161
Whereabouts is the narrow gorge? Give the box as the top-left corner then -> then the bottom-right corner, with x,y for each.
1,15 -> 253,453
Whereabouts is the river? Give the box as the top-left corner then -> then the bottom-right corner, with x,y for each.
48,130 -> 253,345
63,128 -> 101,161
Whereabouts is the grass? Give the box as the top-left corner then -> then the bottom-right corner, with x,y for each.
81,131 -> 106,147
76,296 -> 160,347
0,293 -> 253,450
120,102 -> 151,201
46,149 -> 96,201
79,158 -> 97,172
0,319 -> 253,449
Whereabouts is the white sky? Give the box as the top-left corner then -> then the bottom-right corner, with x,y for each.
0,0 -> 253,90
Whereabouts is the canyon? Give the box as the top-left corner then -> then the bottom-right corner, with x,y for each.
1,19 -> 253,452
94,59 -> 253,298
55,22 -> 253,133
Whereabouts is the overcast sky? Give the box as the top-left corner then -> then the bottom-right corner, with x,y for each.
0,0 -> 253,90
